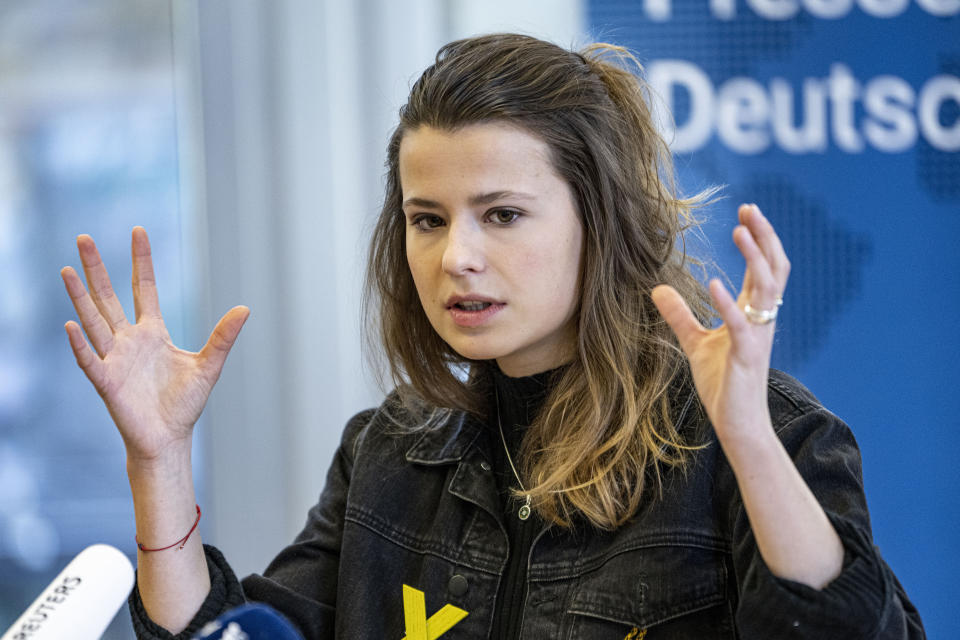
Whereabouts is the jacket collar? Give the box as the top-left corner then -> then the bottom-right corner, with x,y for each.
404,407 -> 487,465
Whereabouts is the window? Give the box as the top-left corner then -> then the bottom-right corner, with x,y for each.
0,2 -> 195,636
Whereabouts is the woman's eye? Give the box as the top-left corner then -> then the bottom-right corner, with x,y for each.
411,214 -> 445,231
489,209 -> 520,225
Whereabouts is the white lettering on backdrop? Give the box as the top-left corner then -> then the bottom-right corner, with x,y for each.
643,0 -> 959,20
649,61 -> 960,154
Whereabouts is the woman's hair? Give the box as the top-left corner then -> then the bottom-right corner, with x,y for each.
366,33 -> 714,530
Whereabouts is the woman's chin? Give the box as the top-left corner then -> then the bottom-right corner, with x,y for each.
447,344 -> 503,363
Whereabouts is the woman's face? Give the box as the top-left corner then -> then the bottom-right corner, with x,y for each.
400,122 -> 584,378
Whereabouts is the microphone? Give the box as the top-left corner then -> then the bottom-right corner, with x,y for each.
1,543 -> 134,640
191,604 -> 304,640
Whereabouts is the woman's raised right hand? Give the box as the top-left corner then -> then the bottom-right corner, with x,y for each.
61,227 -> 249,463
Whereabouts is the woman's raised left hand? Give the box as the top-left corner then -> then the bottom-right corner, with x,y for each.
653,204 -> 846,590
651,203 -> 790,445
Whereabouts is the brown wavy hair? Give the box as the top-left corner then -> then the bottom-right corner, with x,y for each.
366,34 -> 714,529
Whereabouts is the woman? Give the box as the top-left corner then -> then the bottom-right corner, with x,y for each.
61,34 -> 924,638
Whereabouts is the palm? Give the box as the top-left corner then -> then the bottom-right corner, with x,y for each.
678,312 -> 770,437
62,228 -> 248,461
98,321 -> 212,443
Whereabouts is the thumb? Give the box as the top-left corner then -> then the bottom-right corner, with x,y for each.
198,305 -> 250,375
651,285 -> 705,356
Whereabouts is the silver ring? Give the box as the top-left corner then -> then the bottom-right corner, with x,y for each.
744,297 -> 783,325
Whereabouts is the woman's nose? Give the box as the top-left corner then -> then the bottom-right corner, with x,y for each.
441,221 -> 485,275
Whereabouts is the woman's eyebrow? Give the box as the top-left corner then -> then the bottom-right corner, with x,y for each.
469,190 -> 535,205
402,191 -> 535,209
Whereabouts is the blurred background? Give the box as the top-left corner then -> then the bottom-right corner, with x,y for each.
0,0 -> 954,638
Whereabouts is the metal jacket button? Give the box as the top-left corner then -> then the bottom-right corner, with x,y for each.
448,574 -> 468,596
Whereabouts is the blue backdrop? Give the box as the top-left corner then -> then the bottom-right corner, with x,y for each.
588,1 -> 958,637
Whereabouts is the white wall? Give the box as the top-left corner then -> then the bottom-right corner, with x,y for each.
448,0 -> 584,44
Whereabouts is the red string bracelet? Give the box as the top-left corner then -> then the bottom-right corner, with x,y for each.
136,504 -> 202,552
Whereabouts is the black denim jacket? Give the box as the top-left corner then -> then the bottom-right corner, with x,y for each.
131,370 -> 925,639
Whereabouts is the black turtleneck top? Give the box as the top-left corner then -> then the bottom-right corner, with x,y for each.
489,365 -> 560,640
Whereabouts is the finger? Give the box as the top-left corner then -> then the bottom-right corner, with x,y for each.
651,285 -> 706,356
64,321 -> 107,393
77,235 -> 129,330
198,306 -> 250,377
733,225 -> 780,310
131,227 -> 161,321
708,279 -> 752,352
739,204 -> 790,287
61,266 -> 115,357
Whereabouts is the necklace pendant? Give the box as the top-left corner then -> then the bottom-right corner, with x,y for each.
518,496 -> 531,521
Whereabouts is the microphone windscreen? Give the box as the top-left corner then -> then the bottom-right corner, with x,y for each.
191,603 -> 305,640
1,543 -> 134,640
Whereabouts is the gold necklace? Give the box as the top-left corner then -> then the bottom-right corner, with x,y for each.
494,389 -> 532,521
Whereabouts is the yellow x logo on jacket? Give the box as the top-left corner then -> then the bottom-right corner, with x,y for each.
400,584 -> 469,640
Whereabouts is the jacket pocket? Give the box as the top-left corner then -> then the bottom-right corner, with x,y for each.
565,543 -> 736,639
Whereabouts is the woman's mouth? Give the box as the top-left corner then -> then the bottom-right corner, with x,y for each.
447,300 -> 506,327
455,301 -> 491,311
